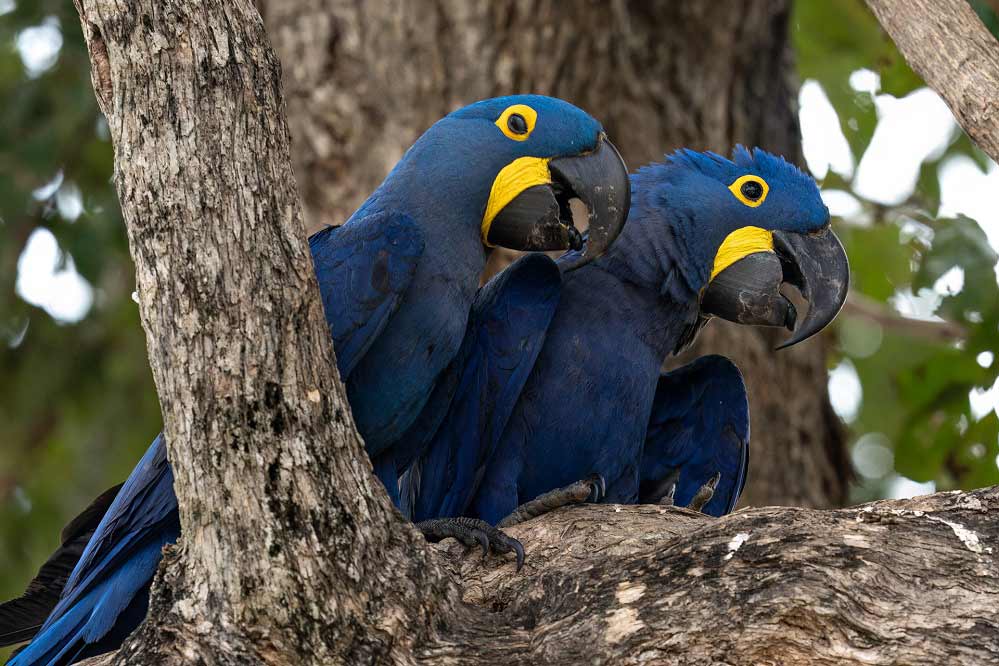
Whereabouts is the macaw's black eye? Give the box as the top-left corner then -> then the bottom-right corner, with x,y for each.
507,113 -> 529,135
740,180 -> 764,201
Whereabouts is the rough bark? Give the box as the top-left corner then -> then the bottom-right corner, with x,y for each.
85,486 -> 999,665
72,1 -> 455,663
866,0 -> 999,165
430,486 -> 999,665
259,0 -> 849,510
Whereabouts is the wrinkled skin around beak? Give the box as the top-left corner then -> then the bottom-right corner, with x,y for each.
485,135 -> 630,271
700,226 -> 849,349
700,251 -> 796,331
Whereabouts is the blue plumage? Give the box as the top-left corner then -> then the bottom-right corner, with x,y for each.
408,147 -> 832,524
9,94 -> 618,666
309,212 -> 425,380
9,436 -> 177,665
641,356 -> 749,514
402,254 -> 561,520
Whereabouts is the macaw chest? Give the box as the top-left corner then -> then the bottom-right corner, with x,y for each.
513,330 -> 661,503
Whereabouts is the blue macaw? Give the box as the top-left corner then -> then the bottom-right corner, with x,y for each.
404,147 -> 848,525
0,95 -> 630,666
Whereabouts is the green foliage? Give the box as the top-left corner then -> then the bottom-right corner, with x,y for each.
793,0 -> 914,157
834,222 -> 916,301
793,0 -> 999,500
0,3 -> 160,657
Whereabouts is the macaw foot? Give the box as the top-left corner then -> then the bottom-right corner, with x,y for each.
658,472 -> 721,512
417,517 -> 525,571
498,473 -> 606,528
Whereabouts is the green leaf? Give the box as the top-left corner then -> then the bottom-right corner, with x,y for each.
837,222 -> 917,301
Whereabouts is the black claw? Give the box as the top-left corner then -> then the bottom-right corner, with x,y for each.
661,483 -> 676,507
586,473 -> 606,503
416,517 -> 525,571
475,530 -> 490,559
479,524 -> 525,572
494,534 -> 526,572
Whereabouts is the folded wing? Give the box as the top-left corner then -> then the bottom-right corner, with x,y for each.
404,254 -> 561,521
641,355 -> 750,516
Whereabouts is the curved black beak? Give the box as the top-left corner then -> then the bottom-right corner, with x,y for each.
700,226 -> 849,349
550,137 -> 630,271
773,228 -> 849,348
485,135 -> 630,270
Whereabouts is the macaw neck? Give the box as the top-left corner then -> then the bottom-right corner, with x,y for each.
595,206 -> 699,307
354,143 -> 493,279
580,199 -> 705,361
611,160 -> 745,300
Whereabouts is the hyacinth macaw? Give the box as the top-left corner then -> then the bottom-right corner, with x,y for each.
0,95 -> 630,666
404,147 -> 849,525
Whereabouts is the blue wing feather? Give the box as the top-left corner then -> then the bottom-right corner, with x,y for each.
641,355 -> 750,516
406,254 -> 561,521
0,484 -> 121,649
309,212 -> 424,378
9,435 -> 178,666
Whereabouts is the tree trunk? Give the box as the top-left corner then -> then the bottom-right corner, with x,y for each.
71,1 -> 998,664
72,1 -> 455,663
258,0 -> 850,510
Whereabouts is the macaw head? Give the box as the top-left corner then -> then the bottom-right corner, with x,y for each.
381,95 -> 629,269
635,146 -> 848,348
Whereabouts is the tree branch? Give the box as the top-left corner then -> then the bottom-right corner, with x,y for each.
843,290 -> 967,342
866,0 -> 999,164
82,485 -> 999,665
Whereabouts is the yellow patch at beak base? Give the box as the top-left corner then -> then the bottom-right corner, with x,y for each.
710,226 -> 775,281
481,156 -> 551,246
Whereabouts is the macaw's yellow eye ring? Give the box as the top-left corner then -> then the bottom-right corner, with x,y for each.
496,104 -> 538,141
729,175 -> 769,207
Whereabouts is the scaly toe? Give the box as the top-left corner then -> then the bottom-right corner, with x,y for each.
686,473 -> 721,512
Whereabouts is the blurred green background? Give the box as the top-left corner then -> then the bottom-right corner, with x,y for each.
1,1 -> 998,658
794,0 -> 999,501
1,0 -> 163,641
